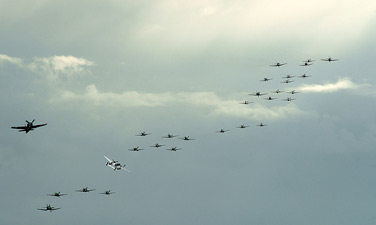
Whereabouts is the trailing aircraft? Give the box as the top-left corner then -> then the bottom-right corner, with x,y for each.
38,204 -> 60,212
11,120 -> 47,133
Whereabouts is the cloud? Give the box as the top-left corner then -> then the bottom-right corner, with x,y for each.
50,84 -> 304,120
296,78 -> 359,93
27,55 -> 94,82
0,54 -> 23,66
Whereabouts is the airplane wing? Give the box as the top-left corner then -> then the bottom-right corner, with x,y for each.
51,208 -> 61,211
38,208 -> 48,211
107,164 -> 116,170
104,156 -> 112,162
32,123 -> 47,128
11,126 -> 26,129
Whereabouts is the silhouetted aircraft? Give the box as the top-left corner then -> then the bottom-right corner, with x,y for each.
76,187 -> 96,193
270,62 -> 287,67
281,79 -> 294,84
321,57 -> 338,62
298,74 -> 311,78
249,91 -> 267,97
256,123 -> 267,127
162,134 -> 178,138
282,75 -> 294,79
303,59 -> 315,63
11,120 -> 47,133
236,125 -> 249,129
151,143 -> 165,148
260,77 -> 273,82
240,100 -> 252,104
271,89 -> 284,94
166,147 -> 182,151
100,190 -> 115,196
136,131 -> 151,136
264,96 -> 276,101
299,62 -> 313,66
47,192 -> 67,198
180,136 -> 194,141
128,146 -> 144,151
38,204 -> 60,212
287,90 -> 300,94
216,129 -> 229,133
282,97 -> 295,102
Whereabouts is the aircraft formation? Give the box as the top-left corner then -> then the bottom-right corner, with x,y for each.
11,56 -> 338,213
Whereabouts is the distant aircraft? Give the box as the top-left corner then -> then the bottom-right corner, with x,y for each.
236,125 -> 249,129
299,62 -> 313,66
260,77 -> 273,82
216,129 -> 229,133
136,131 -> 151,136
256,123 -> 267,127
287,90 -> 300,94
180,136 -> 194,141
166,147 -> 182,151
303,59 -> 315,63
271,89 -> 284,94
150,143 -> 165,148
249,91 -> 267,97
270,62 -> 287,67
281,79 -> 294,84
240,100 -> 252,105
298,74 -> 311,78
38,204 -> 60,212
104,156 -> 130,172
321,57 -> 338,62
100,190 -> 115,196
264,96 -> 276,101
282,97 -> 295,102
76,187 -> 96,193
162,134 -> 178,138
11,120 -> 47,133
128,146 -> 144,151
47,192 -> 67,198
282,75 -> 295,79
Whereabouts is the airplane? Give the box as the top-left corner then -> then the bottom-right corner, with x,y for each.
100,190 -> 115,196
236,125 -> 249,129
298,74 -> 311,78
260,77 -> 273,82
180,136 -> 194,141
270,62 -> 287,67
287,90 -> 300,94
128,146 -> 144,151
271,89 -> 284,94
264,96 -> 276,101
249,91 -> 267,97
240,100 -> 252,105
162,134 -> 178,138
216,129 -> 229,133
303,59 -> 315,63
38,204 -> 60,212
76,187 -> 96,193
282,97 -> 295,102
299,62 -> 313,66
281,79 -> 294,84
47,192 -> 67,198
136,131 -> 151,136
321,57 -> 338,62
282,75 -> 295,79
166,147 -> 182,151
150,143 -> 165,148
256,123 -> 267,127
11,120 -> 47,133
104,156 -> 130,172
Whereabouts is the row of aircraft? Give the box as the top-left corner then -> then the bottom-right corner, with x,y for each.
270,57 -> 338,67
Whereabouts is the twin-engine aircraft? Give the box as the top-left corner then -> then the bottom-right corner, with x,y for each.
104,156 -> 130,172
11,120 -> 47,133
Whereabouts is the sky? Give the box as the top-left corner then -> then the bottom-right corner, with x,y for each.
1,0 -> 376,224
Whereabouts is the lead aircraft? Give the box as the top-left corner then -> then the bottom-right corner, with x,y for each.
11,120 -> 47,133
104,156 -> 130,172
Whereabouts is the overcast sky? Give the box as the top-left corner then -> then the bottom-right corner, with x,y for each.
1,0 -> 376,224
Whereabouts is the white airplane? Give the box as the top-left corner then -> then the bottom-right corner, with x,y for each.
38,204 -> 60,212
104,156 -> 130,172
